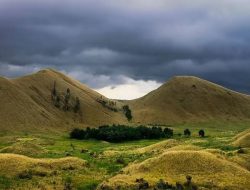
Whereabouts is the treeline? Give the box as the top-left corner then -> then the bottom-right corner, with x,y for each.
70,125 -> 173,142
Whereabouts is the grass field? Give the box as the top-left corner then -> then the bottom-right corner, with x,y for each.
0,121 -> 249,189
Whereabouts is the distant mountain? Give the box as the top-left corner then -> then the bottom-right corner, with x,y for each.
128,76 -> 250,124
1,70 -> 250,132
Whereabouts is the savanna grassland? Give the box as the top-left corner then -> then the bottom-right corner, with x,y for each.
0,121 -> 249,190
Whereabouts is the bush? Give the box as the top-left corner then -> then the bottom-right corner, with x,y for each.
155,179 -> 173,189
70,125 -> 173,142
136,178 -> 149,190
18,170 -> 32,179
184,129 -> 191,137
199,129 -> 205,137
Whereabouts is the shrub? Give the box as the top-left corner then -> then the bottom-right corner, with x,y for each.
198,129 -> 205,137
116,157 -> 126,165
184,129 -> 191,137
237,148 -> 245,154
18,170 -> 32,179
136,178 -> 149,190
155,179 -> 173,189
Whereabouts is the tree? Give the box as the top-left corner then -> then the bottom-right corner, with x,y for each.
51,81 -> 57,101
199,129 -> 205,137
74,97 -> 80,113
122,105 -> 132,121
64,88 -> 71,111
184,128 -> 191,137
163,128 -> 173,138
55,95 -> 61,108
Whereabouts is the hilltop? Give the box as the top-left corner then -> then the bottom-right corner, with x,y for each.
128,76 -> 250,124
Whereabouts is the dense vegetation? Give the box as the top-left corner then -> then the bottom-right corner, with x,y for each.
70,125 -> 173,142
122,105 -> 132,121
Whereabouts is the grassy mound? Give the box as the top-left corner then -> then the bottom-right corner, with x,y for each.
135,139 -> 179,154
100,150 -> 250,190
0,153 -> 87,178
0,141 -> 47,157
129,76 -> 250,124
233,131 -> 250,148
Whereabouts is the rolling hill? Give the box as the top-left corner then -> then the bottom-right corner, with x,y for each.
1,69 -> 250,132
0,69 -> 127,132
128,76 -> 250,125
99,150 -> 250,189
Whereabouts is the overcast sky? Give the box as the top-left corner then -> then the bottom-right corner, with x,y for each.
1,0 -> 250,99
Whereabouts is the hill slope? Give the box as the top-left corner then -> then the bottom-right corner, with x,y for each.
1,71 -> 250,132
128,76 -> 250,124
99,150 -> 250,190
0,69 -> 127,132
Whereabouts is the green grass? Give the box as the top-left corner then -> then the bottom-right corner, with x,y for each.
0,121 -> 249,189
0,176 -> 12,189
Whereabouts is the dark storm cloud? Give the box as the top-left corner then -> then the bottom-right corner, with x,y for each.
0,0 -> 250,93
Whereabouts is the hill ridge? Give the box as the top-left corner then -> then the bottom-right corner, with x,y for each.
1,69 -> 250,131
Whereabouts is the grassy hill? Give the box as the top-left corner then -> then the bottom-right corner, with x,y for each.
128,76 -> 250,125
100,150 -> 250,189
1,70 -> 250,132
0,69 -> 127,132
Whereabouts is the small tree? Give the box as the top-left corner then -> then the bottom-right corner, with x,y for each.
184,128 -> 191,137
51,81 -> 57,101
74,97 -> 80,113
55,95 -> 61,108
122,105 -> 132,121
198,129 -> 205,137
163,128 -> 173,138
64,88 -> 71,111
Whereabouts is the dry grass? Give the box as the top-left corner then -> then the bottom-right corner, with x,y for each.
2,70 -> 250,132
0,141 -> 47,157
232,129 -> 250,148
101,139 -> 179,158
134,139 -> 179,154
128,76 -> 250,124
0,69 -> 128,131
100,150 -> 250,190
0,153 -> 87,178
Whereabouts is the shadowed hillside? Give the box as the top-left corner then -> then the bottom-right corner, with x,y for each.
0,69 -> 127,132
128,76 -> 250,124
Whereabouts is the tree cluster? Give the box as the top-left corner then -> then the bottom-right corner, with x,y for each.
51,81 -> 81,113
183,129 -> 205,138
123,105 -> 132,121
70,125 -> 173,142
